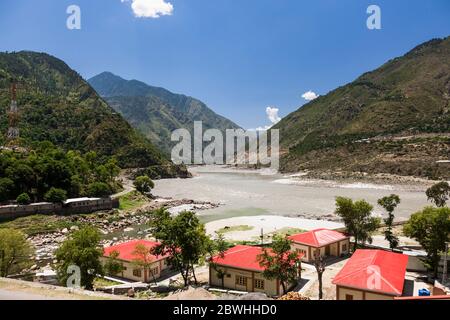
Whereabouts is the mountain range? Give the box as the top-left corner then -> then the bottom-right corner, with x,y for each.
88,72 -> 240,154
0,51 -> 185,177
274,36 -> 450,179
1,36 -> 449,180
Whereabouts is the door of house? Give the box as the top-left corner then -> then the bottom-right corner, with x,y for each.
325,245 -> 331,256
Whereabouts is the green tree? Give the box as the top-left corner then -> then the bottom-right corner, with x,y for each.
55,227 -> 104,290
335,197 -> 381,251
103,250 -> 124,276
257,235 -> 301,295
44,187 -> 68,203
5,163 -> 34,195
426,181 -> 450,208
403,207 -> 450,278
16,193 -> 31,205
86,182 -> 111,197
134,175 -> 155,194
0,178 -> 14,202
0,228 -> 33,277
378,194 -> 401,250
104,158 -> 121,182
150,209 -> 210,286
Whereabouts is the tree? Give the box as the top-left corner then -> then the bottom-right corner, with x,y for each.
104,250 -> 124,276
0,145 -> 121,202
257,235 -> 301,295
134,175 -> 155,195
314,252 -> 326,300
335,197 -> 381,251
426,181 -> 450,208
403,207 -> 450,278
86,182 -> 111,197
150,209 -> 211,286
0,228 -> 33,277
44,187 -> 68,203
16,193 -> 31,205
378,194 -> 401,250
55,227 -> 103,290
0,178 -> 14,202
208,233 -> 228,289
132,243 -> 158,284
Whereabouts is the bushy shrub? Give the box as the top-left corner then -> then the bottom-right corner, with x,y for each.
44,188 -> 68,203
16,193 -> 31,205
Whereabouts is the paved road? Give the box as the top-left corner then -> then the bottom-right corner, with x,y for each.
112,173 -> 135,199
0,289 -> 61,300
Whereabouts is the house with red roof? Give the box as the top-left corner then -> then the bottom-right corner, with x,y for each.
209,245 -> 303,297
288,229 -> 350,262
102,240 -> 170,283
332,249 -> 409,300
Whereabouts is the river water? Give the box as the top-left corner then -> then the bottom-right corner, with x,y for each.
152,166 -> 430,223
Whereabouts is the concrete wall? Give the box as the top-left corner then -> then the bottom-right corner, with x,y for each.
336,285 -> 395,300
290,243 -> 310,261
101,257 -> 168,283
291,239 -> 350,262
209,265 -> 289,297
0,198 -> 118,221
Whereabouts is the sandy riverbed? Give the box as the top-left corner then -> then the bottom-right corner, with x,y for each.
205,215 -> 344,241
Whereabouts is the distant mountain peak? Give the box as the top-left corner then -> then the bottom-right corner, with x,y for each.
274,36 -> 450,179
88,72 -> 241,154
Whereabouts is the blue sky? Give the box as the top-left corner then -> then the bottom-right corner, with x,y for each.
0,0 -> 449,129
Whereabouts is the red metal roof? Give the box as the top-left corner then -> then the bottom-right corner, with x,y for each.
103,240 -> 168,262
288,229 -> 348,247
211,245 -> 304,272
332,249 -> 409,296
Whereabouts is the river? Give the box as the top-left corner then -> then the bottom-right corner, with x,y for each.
152,166 -> 430,223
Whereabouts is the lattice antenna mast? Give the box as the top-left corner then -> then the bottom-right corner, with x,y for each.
7,82 -> 20,145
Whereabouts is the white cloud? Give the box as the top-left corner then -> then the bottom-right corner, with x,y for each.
248,107 -> 282,131
301,90 -> 319,101
121,0 -> 173,18
266,107 -> 281,125
248,125 -> 271,132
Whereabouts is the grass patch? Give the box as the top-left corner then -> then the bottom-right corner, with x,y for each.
223,240 -> 261,248
217,225 -> 254,234
0,215 -> 83,236
93,277 -> 121,289
118,191 -> 149,211
269,227 -> 307,237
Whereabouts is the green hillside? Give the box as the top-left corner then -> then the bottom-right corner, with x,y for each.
0,51 -> 171,170
274,37 -> 450,179
89,72 -> 241,154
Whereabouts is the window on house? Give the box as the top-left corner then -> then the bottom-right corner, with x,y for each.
254,279 -> 265,290
133,269 -> 142,277
151,267 -> 159,275
345,294 -> 353,301
342,244 -> 347,252
297,249 -> 307,256
235,276 -> 247,286
226,274 -> 231,278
